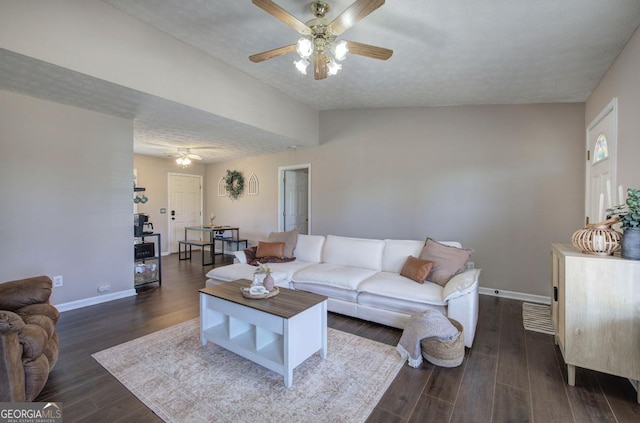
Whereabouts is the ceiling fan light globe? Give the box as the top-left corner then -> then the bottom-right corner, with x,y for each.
294,58 -> 310,74
333,40 -> 348,61
296,37 -> 314,59
327,59 -> 341,76
176,157 -> 191,166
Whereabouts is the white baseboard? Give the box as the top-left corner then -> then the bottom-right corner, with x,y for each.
479,287 -> 550,305
54,289 -> 137,312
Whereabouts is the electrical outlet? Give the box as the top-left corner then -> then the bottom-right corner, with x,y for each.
53,275 -> 63,287
98,284 -> 111,293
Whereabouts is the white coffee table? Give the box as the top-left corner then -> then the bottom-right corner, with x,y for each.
199,280 -> 328,388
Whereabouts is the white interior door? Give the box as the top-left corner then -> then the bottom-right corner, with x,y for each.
169,173 -> 202,253
279,165 -> 311,234
586,99 -> 617,225
284,169 -> 309,234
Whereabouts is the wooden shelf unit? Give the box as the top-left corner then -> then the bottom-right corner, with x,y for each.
551,243 -> 639,403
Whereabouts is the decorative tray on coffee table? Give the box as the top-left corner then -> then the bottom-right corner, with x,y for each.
241,286 -> 280,300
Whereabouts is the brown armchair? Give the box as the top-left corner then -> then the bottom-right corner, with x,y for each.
0,276 -> 60,402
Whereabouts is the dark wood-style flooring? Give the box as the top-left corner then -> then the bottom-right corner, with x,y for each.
36,251 -> 640,422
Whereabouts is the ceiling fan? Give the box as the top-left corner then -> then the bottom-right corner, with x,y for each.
249,0 -> 393,80
168,148 -> 204,166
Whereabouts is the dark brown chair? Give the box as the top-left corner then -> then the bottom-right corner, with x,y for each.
0,276 -> 60,402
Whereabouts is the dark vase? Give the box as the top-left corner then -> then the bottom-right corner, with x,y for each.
621,228 -> 640,260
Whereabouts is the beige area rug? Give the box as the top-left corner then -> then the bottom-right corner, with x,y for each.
522,302 -> 554,335
92,319 -> 404,423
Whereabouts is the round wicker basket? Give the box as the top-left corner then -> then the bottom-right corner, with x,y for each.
240,286 -> 279,299
421,318 -> 464,368
571,218 -> 621,256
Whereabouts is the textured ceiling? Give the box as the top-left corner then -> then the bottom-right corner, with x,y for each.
0,49 -> 300,162
1,1 -> 639,162
101,0 -> 640,109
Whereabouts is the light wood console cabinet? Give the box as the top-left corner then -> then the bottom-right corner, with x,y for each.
551,244 -> 639,403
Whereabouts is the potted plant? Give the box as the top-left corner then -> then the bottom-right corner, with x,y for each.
607,188 -> 640,260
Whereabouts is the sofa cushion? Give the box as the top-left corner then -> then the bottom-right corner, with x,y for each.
420,238 -> 473,286
357,292 -> 447,316
291,282 -> 359,302
322,235 -> 385,271
267,228 -> 298,258
256,241 -> 285,259
22,315 -> 55,338
399,256 -> 434,283
292,263 -> 378,290
293,234 -> 325,263
17,304 -> 60,324
205,264 -> 288,286
357,272 -> 446,306
382,240 -> 424,273
0,276 -> 52,310
263,260 -> 318,280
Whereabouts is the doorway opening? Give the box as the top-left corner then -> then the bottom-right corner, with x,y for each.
585,98 -> 618,225
278,164 -> 311,234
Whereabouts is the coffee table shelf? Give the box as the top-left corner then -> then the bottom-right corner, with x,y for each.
200,280 -> 327,388
202,321 -> 284,368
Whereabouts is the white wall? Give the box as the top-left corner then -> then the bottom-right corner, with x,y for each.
586,27 -> 640,189
0,0 -> 318,146
206,103 -> 585,297
205,155 -> 292,243
0,90 -> 133,305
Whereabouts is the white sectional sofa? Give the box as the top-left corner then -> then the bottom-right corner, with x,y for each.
206,234 -> 481,347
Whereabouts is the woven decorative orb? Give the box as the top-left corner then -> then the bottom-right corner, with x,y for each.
572,219 -> 621,256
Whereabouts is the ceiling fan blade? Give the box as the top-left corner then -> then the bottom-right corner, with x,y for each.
314,54 -> 328,80
252,0 -> 311,35
345,40 -> 393,60
249,44 -> 296,63
328,0 -> 385,36
188,154 -> 203,161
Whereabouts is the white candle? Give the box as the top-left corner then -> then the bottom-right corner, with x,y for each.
599,193 -> 604,222
619,185 -> 624,205
606,180 -> 612,208
593,235 -> 605,251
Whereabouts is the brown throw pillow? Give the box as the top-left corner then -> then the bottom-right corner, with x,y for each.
256,241 -> 285,259
400,256 -> 434,284
419,238 -> 474,287
267,228 -> 298,258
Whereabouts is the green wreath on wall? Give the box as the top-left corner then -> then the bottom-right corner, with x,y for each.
225,169 -> 245,200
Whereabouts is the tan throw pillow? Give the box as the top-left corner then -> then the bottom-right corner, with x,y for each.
267,228 -> 298,258
255,241 -> 285,259
400,256 -> 434,284
419,238 -> 474,287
